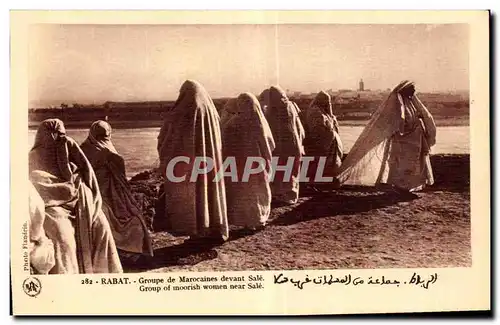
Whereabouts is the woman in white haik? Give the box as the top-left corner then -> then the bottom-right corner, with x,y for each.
336,80 -> 436,193
157,80 -> 229,244
81,120 -> 153,265
221,92 -> 275,232
264,85 -> 305,204
303,90 -> 344,188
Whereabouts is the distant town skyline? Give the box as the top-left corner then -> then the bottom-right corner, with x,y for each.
29,23 -> 469,108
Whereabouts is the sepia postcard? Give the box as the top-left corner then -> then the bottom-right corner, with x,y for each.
10,10 -> 490,315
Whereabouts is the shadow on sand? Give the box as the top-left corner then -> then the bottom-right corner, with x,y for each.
270,189 -> 419,226
125,173 -> 465,272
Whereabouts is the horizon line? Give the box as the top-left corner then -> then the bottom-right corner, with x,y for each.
29,89 -> 471,107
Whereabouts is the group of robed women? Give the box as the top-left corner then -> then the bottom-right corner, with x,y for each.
27,78 -> 436,274
29,119 -> 154,274
155,80 -> 344,245
155,79 -> 435,247
29,119 -> 124,274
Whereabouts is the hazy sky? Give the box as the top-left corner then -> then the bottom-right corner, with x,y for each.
28,23 -> 469,106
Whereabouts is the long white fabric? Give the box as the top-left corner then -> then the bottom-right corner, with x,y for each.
221,92 -> 275,228
336,81 -> 436,191
157,80 -> 229,240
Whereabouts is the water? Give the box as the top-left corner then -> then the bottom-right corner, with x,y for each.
28,126 -> 470,178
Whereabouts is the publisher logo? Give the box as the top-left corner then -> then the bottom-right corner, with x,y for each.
23,277 -> 41,297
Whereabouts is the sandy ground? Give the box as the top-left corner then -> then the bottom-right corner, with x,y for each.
126,154 -> 470,273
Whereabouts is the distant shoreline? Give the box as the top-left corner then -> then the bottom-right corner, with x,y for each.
28,116 -> 469,130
